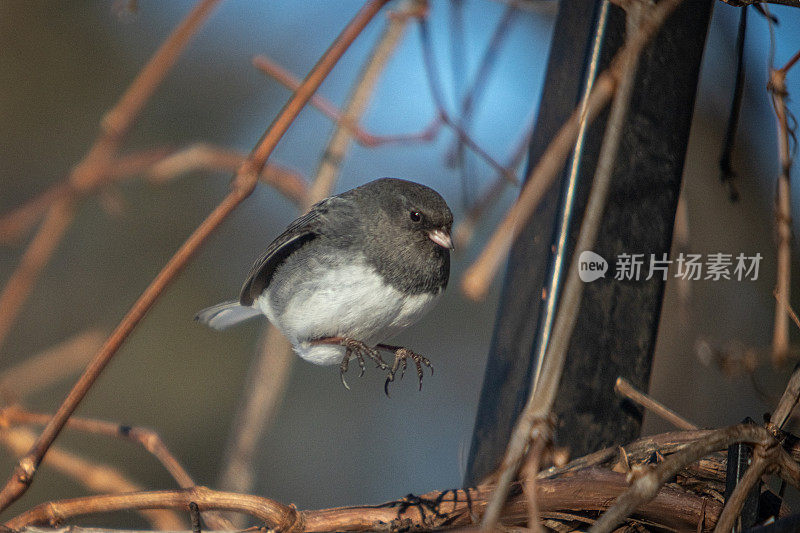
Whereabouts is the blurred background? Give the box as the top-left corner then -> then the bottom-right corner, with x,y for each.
1,0 -> 800,527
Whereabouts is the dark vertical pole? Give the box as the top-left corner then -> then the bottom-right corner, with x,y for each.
465,0 -> 714,485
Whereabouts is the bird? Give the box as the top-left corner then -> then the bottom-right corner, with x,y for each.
195,178 -> 453,394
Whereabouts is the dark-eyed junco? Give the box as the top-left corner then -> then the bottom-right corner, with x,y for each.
196,178 -> 453,393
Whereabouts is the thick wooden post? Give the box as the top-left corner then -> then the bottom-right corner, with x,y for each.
465,0 -> 714,484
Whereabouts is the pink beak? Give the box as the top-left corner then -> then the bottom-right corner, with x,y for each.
428,228 -> 454,250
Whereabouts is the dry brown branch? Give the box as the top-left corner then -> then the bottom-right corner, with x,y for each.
1,406 -> 192,490
594,364 -> 800,533
771,364 -> 800,428
447,0 -> 519,163
521,425 -> 550,533
779,49 -> 800,74
460,64 -> 612,300
712,452 -> 771,533
0,149 -> 167,243
145,143 -> 308,205
540,430 -> 709,478
0,0 -> 222,355
0,0 -> 391,513
416,14 -> 519,187
0,153 -> 173,336
589,423 -> 772,533
614,376 -> 699,431
0,200 -> 76,354
0,426 -> 184,531
453,117 -> 533,249
5,487 -> 300,532
0,330 -> 105,403
770,65 -> 794,366
774,287 -> 800,332
252,55 -> 440,148
310,0 -> 416,207
0,184 -> 69,245
480,1 -> 667,527
0,405 -> 233,530
4,467 -> 722,532
0,146 -> 306,244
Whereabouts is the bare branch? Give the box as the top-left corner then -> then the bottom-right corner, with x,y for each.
589,423 -> 770,533
0,199 -> 76,353
614,376 -> 699,431
0,406 -> 233,530
0,0 -> 391,512
0,427 -> 184,531
252,55 -> 440,148
146,143 -> 308,206
770,65 -> 795,365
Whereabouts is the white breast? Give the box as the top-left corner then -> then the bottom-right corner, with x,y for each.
256,262 -> 441,365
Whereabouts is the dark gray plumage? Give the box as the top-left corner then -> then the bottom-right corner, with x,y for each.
196,178 -> 453,392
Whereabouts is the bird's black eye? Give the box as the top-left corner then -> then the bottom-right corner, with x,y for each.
410,211 -> 421,222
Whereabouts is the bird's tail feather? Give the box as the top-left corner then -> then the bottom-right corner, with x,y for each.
195,300 -> 261,330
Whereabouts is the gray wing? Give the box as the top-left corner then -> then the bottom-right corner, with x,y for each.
239,198 -> 332,306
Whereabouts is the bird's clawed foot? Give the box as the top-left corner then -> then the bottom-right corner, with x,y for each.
312,337 -> 388,390
377,344 -> 434,396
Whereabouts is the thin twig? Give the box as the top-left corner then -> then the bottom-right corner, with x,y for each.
453,115 -> 533,249
460,68 -> 613,300
770,66 -> 794,366
447,0 -> 519,163
771,365 -> 800,429
0,199 -> 76,353
252,55 -> 440,148
0,0 -> 391,513
145,143 -> 308,205
0,426 -> 184,530
0,405 -> 234,530
0,145 -> 305,243
712,453 -> 771,533
416,13 -> 519,185
774,288 -> 800,332
779,48 -> 800,74
521,425 -> 550,533
309,0 -> 415,204
0,184 -> 69,244
480,1 -> 667,528
614,377 -> 699,431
